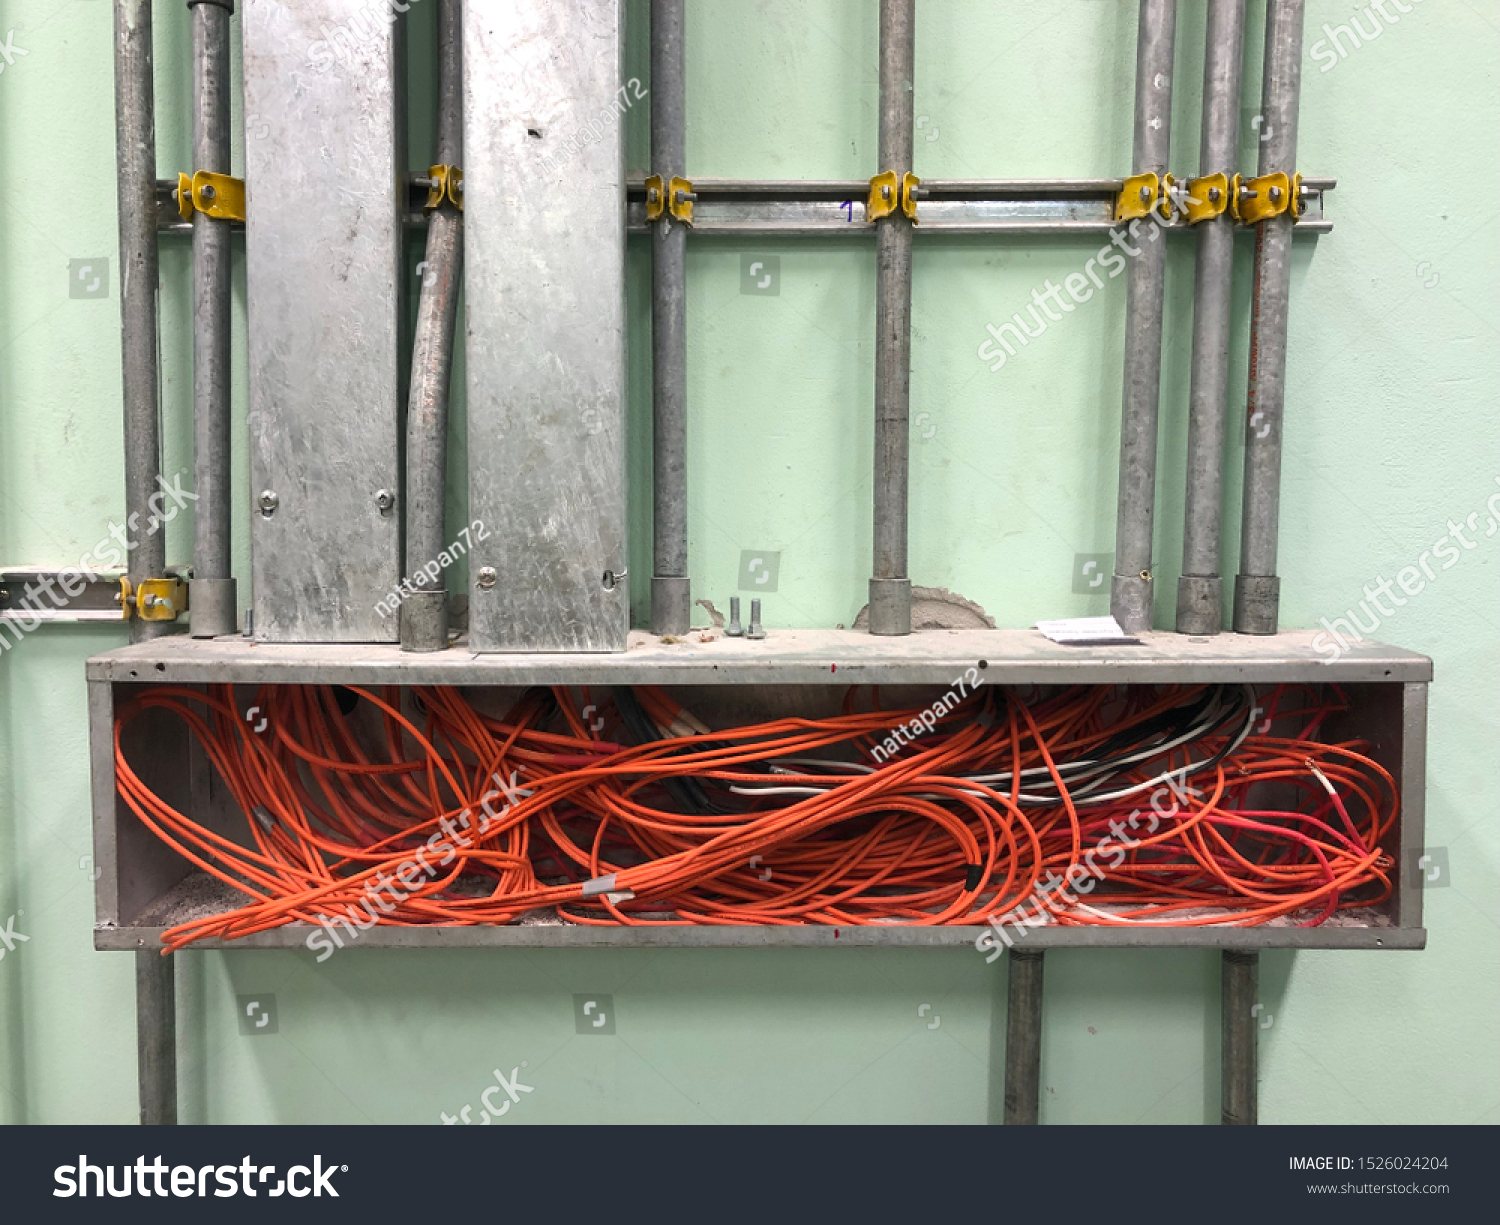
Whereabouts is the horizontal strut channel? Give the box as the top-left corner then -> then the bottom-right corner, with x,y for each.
154,177 -> 1336,236
0,566 -> 191,623
620,177 -> 1334,237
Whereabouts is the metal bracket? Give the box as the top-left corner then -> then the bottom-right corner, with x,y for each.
1184,172 -> 1231,224
424,164 -> 463,212
1237,171 -> 1302,224
901,171 -> 921,223
1156,172 -> 1178,221
867,170 -> 899,221
644,174 -> 693,224
1114,171 -> 1159,222
128,577 -> 189,622
176,170 -> 244,222
668,176 -> 694,224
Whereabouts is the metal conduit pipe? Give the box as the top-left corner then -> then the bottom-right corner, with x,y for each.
116,0 -> 170,646
1110,0 -> 1177,635
1222,950 -> 1259,1124
188,0 -> 236,638
135,949 -> 177,1125
1175,0 -> 1246,636
1234,0 -> 1307,635
868,0 -> 915,637
650,0 -> 691,636
401,0 -> 464,652
1004,949 -> 1044,1125
117,0 -> 177,1123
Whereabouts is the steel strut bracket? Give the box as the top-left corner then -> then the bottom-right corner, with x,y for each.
425,164 -> 464,212
867,170 -> 899,221
1157,172 -> 1178,222
668,176 -> 694,224
122,577 -> 189,622
1184,172 -> 1231,224
1114,171 -> 1160,222
176,170 -> 245,222
644,174 -> 693,224
1237,171 -> 1302,225
901,172 -> 921,224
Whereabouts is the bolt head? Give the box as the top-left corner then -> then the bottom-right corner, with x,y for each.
258,490 -> 279,515
1208,186 -> 1221,202
1269,186 -> 1283,202
1140,185 -> 1152,202
375,489 -> 395,513
477,566 -> 498,590
200,184 -> 216,201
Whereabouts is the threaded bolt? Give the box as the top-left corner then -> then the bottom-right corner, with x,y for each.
746,599 -> 766,640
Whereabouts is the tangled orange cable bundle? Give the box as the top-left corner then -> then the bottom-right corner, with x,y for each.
114,680 -> 1397,952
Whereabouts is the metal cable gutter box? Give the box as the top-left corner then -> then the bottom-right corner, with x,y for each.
86,632 -> 1428,953
242,0 -> 404,643
463,0 -> 628,652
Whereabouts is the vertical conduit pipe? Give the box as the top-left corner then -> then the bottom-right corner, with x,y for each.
1004,950 -> 1044,1125
1175,0 -> 1246,635
1110,0 -> 1177,635
1234,0 -> 1306,635
650,0 -> 691,636
188,0 -> 236,638
117,0 -> 177,1123
868,0 -> 915,637
1222,950 -> 1259,1124
401,0 -> 464,652
116,0 -> 170,645
135,950 -> 177,1125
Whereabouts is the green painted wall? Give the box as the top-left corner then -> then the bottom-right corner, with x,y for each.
1,0 -> 1496,1124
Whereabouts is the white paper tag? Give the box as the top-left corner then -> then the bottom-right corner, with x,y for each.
1034,615 -> 1141,646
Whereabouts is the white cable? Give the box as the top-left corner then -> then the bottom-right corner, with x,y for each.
728,686 -> 1259,809
1064,901 -> 1242,927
